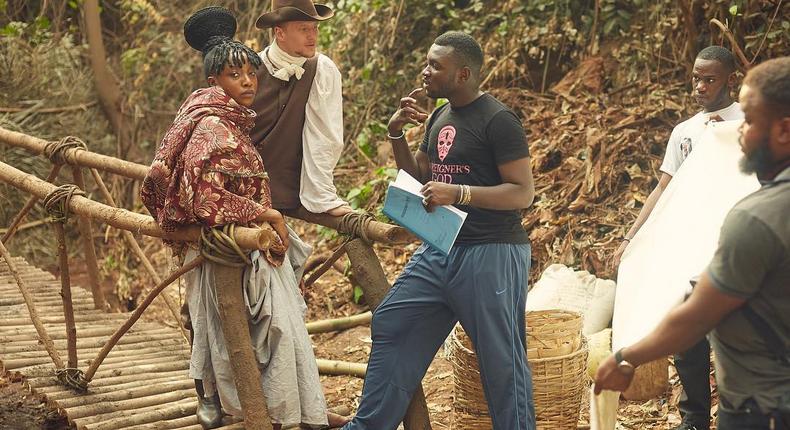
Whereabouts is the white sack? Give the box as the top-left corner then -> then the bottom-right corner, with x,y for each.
527,264 -> 616,335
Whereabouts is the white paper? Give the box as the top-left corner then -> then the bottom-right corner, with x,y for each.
590,388 -> 619,430
390,169 -> 468,218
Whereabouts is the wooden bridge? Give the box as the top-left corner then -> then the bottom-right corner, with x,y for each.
0,126 -> 432,430
0,255 -> 244,430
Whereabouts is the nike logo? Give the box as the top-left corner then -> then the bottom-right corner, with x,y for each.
495,288 -> 507,295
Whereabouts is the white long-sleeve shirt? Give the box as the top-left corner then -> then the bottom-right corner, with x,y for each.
260,51 -> 347,213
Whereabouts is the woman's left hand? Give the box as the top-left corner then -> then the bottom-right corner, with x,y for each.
420,182 -> 460,211
270,218 -> 290,252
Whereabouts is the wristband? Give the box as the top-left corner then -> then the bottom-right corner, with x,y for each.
614,348 -> 635,369
614,348 -> 625,364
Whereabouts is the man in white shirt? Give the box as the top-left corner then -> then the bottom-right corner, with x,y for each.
252,0 -> 352,216
613,46 -> 743,430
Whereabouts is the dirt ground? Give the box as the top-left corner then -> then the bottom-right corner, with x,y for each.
1,221 -> 703,429
0,374 -> 68,430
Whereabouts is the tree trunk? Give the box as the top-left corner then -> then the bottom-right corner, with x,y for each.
82,0 -> 135,168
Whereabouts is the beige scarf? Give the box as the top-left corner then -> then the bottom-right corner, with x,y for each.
267,40 -> 307,81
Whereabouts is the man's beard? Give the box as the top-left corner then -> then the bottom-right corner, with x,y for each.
739,138 -> 773,175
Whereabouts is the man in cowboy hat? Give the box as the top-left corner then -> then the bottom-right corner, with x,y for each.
251,0 -> 352,216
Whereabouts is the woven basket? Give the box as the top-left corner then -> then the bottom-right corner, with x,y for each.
531,344 -> 589,428
451,311 -> 587,430
527,310 -> 583,359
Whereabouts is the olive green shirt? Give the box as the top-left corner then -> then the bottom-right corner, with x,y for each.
707,166 -> 790,413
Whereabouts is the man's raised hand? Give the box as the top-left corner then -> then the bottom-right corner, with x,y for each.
388,88 -> 430,135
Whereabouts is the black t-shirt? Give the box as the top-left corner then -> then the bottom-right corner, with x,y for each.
419,93 -> 530,245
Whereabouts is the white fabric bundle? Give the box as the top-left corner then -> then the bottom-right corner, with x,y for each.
185,226 -> 328,427
590,388 -> 620,430
612,120 -> 760,351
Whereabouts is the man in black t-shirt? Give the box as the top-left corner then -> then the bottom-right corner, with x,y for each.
343,32 -> 536,430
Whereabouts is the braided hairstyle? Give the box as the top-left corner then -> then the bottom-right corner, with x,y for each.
184,6 -> 262,78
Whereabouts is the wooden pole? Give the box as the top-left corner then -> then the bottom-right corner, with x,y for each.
316,359 -> 367,378
89,167 -> 188,342
213,263 -> 272,430
345,239 -> 432,430
0,126 -> 410,246
2,164 -> 61,243
0,127 -> 147,180
0,239 -> 65,369
52,222 -> 78,369
81,257 -> 204,383
71,166 -> 106,310
0,160 -> 272,250
306,311 -> 372,334
285,207 -> 413,245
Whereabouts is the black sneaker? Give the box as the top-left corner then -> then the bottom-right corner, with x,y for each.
671,423 -> 708,430
196,393 -> 223,429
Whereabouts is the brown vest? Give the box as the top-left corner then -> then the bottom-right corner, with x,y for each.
250,55 -> 319,210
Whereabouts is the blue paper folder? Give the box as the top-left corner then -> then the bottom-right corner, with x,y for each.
382,170 -> 467,255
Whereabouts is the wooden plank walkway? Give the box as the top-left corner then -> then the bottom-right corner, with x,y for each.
0,256 -> 247,429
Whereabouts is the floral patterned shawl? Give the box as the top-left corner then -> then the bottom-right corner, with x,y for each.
141,86 -> 283,264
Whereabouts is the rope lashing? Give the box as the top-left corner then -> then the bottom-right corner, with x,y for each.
56,368 -> 87,392
200,224 -> 251,267
338,212 -> 375,244
43,136 -> 87,165
303,212 -> 376,288
42,184 -> 85,223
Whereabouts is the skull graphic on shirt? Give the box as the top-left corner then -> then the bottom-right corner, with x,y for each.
437,125 -> 456,161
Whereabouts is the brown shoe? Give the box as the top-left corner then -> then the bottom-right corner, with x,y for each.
325,411 -> 351,429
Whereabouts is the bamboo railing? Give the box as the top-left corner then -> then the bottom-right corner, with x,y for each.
0,126 -> 433,430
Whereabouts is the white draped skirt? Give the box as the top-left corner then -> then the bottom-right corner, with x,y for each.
185,227 -> 328,428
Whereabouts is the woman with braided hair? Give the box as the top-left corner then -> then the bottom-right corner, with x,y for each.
140,7 -> 348,430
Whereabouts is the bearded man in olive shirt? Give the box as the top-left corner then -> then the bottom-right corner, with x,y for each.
595,57 -> 790,430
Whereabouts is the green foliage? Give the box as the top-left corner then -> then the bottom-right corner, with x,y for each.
316,225 -> 339,242
346,166 -> 397,211
0,16 -> 51,43
353,285 -> 364,304
599,0 -> 637,35
355,121 -> 388,159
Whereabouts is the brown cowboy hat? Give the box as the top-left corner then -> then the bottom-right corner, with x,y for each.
255,0 -> 334,29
